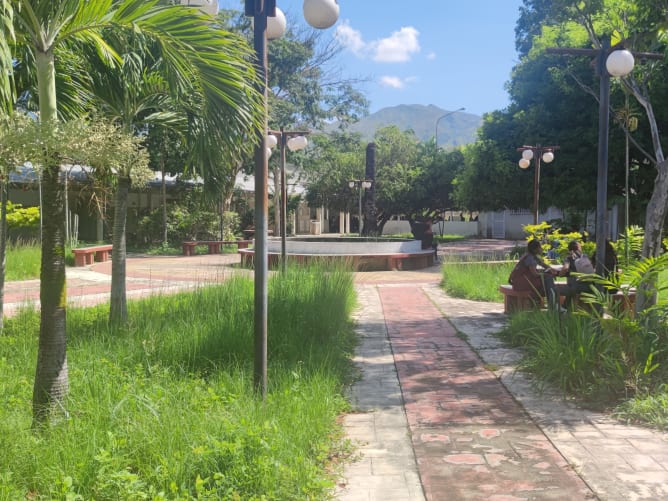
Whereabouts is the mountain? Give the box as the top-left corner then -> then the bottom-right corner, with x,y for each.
333,104 -> 482,147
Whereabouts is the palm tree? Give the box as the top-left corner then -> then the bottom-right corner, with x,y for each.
0,0 -> 263,425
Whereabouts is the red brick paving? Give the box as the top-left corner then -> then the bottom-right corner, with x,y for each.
379,285 -> 592,500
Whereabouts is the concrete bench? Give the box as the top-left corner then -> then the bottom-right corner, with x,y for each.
501,282 -> 638,316
72,244 -> 113,267
498,284 -> 544,314
182,240 -> 252,256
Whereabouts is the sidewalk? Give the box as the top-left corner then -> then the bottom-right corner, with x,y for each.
5,245 -> 668,500
337,269 -> 668,500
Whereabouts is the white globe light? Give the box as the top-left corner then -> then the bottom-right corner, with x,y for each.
266,134 -> 278,149
542,151 -> 555,163
250,7 -> 287,39
361,180 -> 372,189
303,0 -> 339,29
266,147 -> 273,159
267,7 -> 287,39
606,49 -> 635,77
521,149 -> 534,161
180,0 -> 218,16
348,181 -> 355,188
287,135 -> 308,151
519,158 -> 530,169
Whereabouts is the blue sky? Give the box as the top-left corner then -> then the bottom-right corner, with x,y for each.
219,0 -> 525,116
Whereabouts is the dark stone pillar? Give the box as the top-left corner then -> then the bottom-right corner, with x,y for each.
363,142 -> 378,236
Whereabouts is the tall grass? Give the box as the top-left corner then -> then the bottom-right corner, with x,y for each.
441,261 -> 515,301
0,265 -> 356,499
5,240 -> 41,281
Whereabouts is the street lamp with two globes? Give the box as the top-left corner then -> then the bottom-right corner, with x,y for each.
266,129 -> 309,272
517,145 -> 558,225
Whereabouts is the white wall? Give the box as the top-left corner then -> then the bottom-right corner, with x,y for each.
381,219 -> 479,237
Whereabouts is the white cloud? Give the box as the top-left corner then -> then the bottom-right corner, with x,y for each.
335,21 -> 367,57
426,51 -> 437,60
335,21 -> 420,63
379,75 -> 418,89
372,27 -> 420,63
379,76 -> 405,89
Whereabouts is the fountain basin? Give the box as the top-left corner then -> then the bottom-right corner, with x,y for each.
239,236 -> 435,271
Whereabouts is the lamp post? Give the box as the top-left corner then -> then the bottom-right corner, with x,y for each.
245,0 -> 339,398
435,107 -> 465,146
546,38 -> 661,275
348,179 -> 372,236
517,145 -> 559,225
267,128 -> 309,272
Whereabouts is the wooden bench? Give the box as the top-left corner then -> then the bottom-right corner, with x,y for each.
72,244 -> 113,267
498,284 -> 544,314
182,240 -> 252,256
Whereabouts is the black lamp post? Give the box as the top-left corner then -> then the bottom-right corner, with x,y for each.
245,0 -> 339,397
517,145 -> 559,225
546,38 -> 661,274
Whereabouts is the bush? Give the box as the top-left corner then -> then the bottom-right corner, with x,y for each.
135,204 -> 218,245
6,201 -> 40,240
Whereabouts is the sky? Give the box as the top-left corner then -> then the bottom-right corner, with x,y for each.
218,0 -> 525,117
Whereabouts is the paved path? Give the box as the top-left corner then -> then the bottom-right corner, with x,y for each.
5,242 -> 668,500
337,267 -> 668,501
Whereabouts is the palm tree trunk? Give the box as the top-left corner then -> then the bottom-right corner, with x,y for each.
32,49 -> 68,426
110,176 -> 130,325
33,162 -> 68,426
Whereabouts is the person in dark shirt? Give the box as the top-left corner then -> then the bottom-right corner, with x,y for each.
510,239 -> 562,311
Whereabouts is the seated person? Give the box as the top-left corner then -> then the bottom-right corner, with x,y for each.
558,240 -> 595,310
510,239 -> 562,311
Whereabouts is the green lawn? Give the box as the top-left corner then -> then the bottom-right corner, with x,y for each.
0,266 -> 357,499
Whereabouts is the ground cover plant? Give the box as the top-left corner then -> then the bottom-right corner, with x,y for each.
0,266 -> 356,499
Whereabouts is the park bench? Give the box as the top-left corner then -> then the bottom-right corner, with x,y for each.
500,283 -> 637,315
182,239 -> 252,256
553,283 -> 637,316
72,244 -> 113,267
498,284 -> 544,314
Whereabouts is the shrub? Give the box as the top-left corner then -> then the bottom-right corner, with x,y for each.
6,201 -> 40,240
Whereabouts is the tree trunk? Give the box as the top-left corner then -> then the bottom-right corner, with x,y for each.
33,163 -> 68,426
641,161 -> 668,257
161,161 -> 168,246
109,176 -> 130,325
0,176 -> 7,330
636,159 -> 668,311
32,49 -> 68,426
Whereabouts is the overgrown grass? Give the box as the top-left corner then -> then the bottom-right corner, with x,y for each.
5,240 -> 41,280
0,265 -> 357,499
441,261 -> 515,301
499,309 -> 668,411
